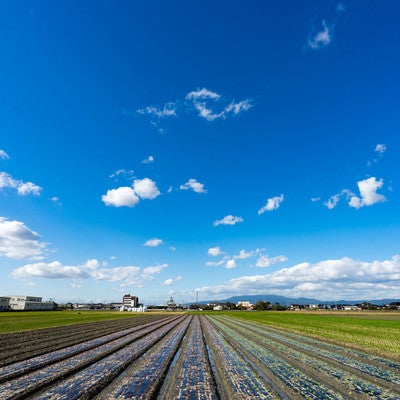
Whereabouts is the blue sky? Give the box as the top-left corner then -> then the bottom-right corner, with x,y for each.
1,1 -> 400,304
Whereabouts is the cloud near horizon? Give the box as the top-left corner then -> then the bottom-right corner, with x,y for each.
196,255 -> 400,301
12,259 -> 168,288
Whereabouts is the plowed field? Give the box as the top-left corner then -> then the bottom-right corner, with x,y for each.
0,314 -> 399,399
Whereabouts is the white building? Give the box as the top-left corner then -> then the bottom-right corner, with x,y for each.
8,296 -> 56,311
0,297 -> 10,311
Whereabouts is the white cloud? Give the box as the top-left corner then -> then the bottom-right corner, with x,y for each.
0,150 -> 9,160
133,178 -> 160,199
162,276 -> 182,287
102,177 -> 160,208
144,238 -> 163,247
137,102 -> 177,118
180,178 -> 206,193
195,255 -> 400,301
213,215 -> 244,226
374,144 -> 386,155
311,197 -> 320,202
256,254 -> 288,268
0,172 -> 42,196
307,20 -> 333,50
142,155 -> 154,164
12,259 -> 168,288
208,246 -> 224,257
109,169 -> 135,180
234,249 -> 254,260
324,193 -> 342,210
102,187 -> 139,207
225,259 -> 237,269
258,194 -> 284,215
186,87 -> 252,121
348,177 -> 386,209
0,217 -> 47,260
186,88 -> 221,101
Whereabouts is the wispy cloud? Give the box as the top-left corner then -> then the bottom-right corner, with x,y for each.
258,194 -> 284,215
0,150 -> 9,160
307,20 -> 333,50
180,178 -> 206,193
0,172 -> 42,196
256,254 -> 288,268
213,215 -> 243,226
144,238 -> 163,247
137,87 -> 252,128
142,155 -> 154,164
0,217 -> 47,260
186,88 -> 252,121
368,143 -> 387,166
137,102 -> 177,119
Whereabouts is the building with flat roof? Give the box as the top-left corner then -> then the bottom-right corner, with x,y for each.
8,296 -> 56,311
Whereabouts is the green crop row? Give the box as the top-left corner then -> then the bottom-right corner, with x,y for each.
213,311 -> 400,358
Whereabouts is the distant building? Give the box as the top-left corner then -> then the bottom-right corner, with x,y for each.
8,296 -> 56,311
120,294 -> 145,312
237,301 -> 253,310
122,294 -> 139,308
167,296 -> 177,311
0,297 -> 10,311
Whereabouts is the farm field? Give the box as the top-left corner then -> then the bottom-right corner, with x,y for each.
222,311 -> 400,359
0,311 -> 164,334
0,313 -> 399,399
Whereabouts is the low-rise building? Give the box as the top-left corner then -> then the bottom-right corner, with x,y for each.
8,296 -> 56,311
0,297 -> 10,311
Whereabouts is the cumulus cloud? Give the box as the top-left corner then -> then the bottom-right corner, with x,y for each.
102,177 -> 160,208
258,194 -> 284,215
186,88 -> 252,121
144,238 -> 163,247
0,172 -> 42,196
0,217 -> 47,260
307,20 -> 333,50
195,255 -> 400,301
0,150 -> 9,160
208,246 -> 224,257
133,178 -> 160,199
348,177 -> 386,209
213,215 -> 244,226
180,178 -> 206,193
325,178 -> 386,210
12,258 -> 168,288
102,187 -> 139,207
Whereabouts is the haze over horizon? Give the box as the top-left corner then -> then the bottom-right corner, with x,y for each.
1,1 -> 400,305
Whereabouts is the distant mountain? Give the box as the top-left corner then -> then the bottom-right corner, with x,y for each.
199,294 -> 399,306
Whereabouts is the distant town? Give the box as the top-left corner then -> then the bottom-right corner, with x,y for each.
1,294 -> 399,312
